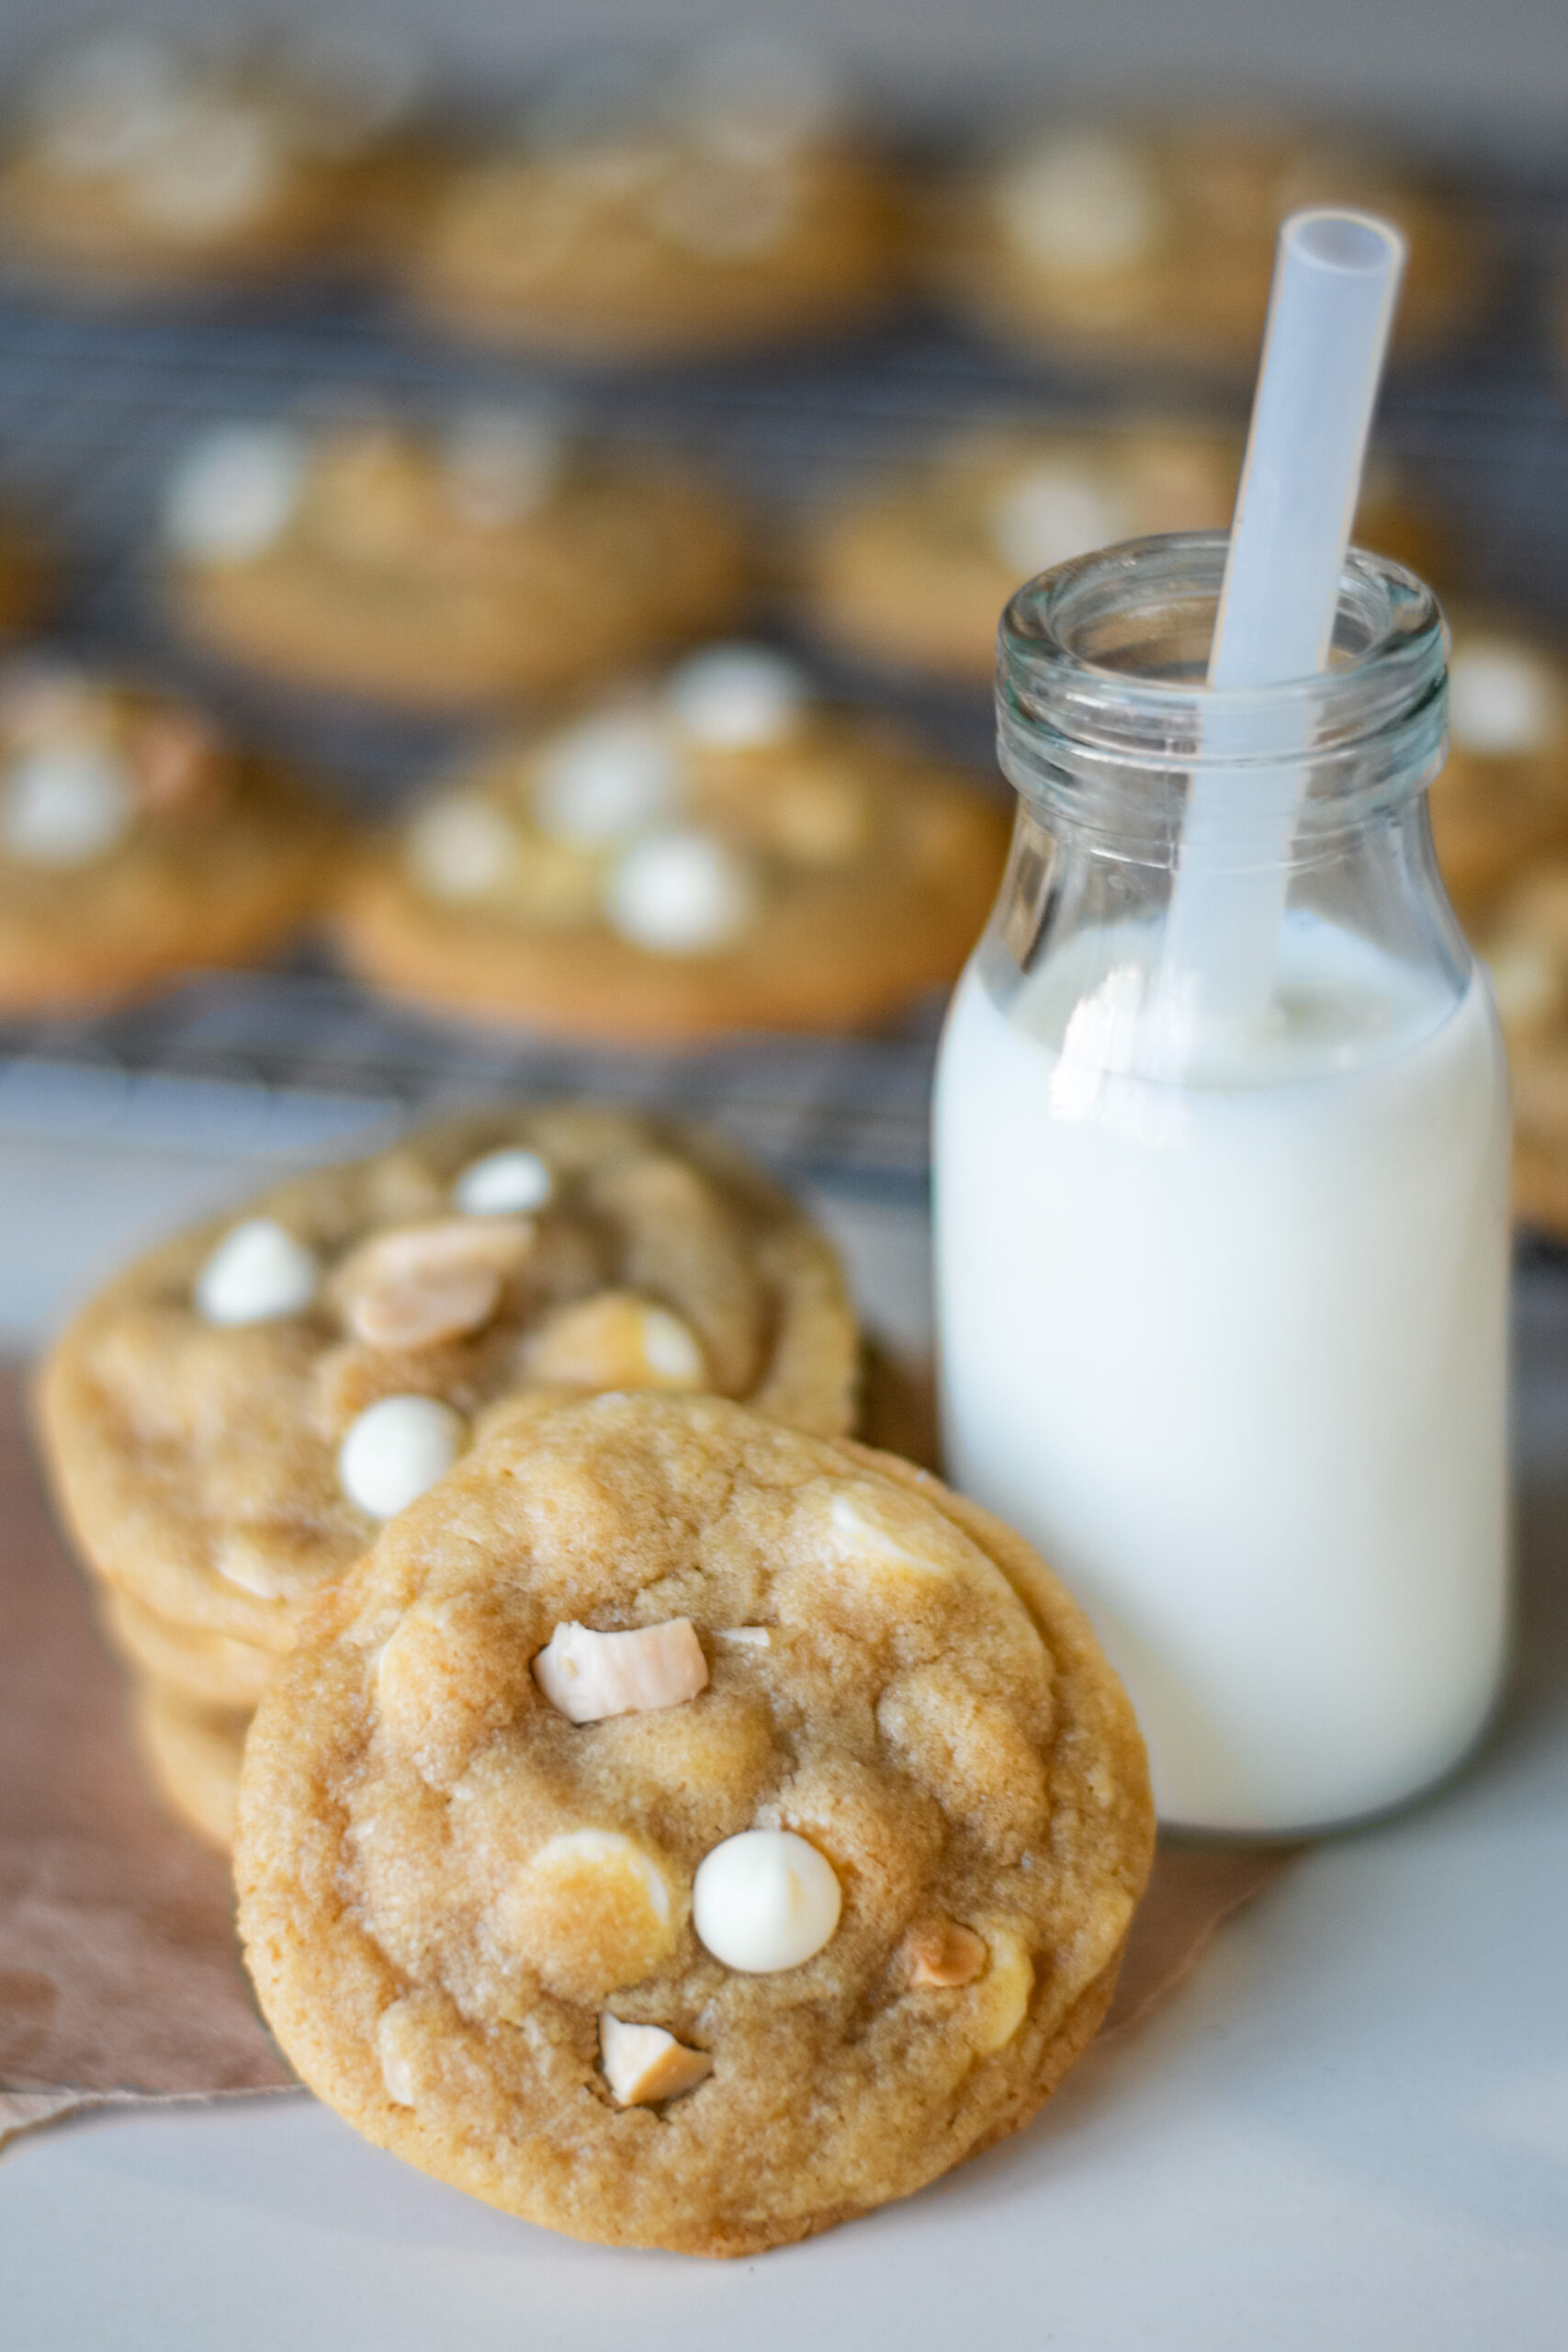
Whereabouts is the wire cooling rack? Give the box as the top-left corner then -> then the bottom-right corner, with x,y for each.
0,124 -> 1566,1199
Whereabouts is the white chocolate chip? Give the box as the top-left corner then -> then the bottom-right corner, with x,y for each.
525,1291 -> 708,1391
213,1534 -> 293,1599
30,34 -> 189,178
533,713 -> 683,847
666,644 -> 811,748
517,1829 -> 679,2000
714,1625 -> 771,1650
127,102 -> 284,236
997,130 -> 1163,277
164,423 -> 307,563
988,463 -> 1123,579
196,1217 -> 319,1326
338,1394 -> 464,1520
1449,644 -> 1558,758
693,1828 -> 841,1973
0,743 -> 134,866
535,1618 -> 708,1724
599,2013 -> 712,2108
453,1147 -> 553,1216
406,794 -> 516,900
604,828 -> 758,954
531,1828 -> 672,1922
827,1485 -> 953,1575
443,406 -> 565,527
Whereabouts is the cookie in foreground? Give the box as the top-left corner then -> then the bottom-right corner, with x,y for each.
37,1106 -> 858,1666
235,1393 -> 1154,2256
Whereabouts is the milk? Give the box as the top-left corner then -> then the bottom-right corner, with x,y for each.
934,912 -> 1510,1833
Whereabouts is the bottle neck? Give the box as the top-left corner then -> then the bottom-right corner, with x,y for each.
995,534 -> 1448,871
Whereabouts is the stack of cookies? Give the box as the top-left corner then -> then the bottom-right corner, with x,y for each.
38,1097 -> 1156,2253
39,1105 -> 861,1848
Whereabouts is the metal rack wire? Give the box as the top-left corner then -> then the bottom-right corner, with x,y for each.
0,130 -> 1565,1199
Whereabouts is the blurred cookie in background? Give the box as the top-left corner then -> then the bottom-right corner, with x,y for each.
337,644 -> 1009,1037
929,119 -> 1489,370
800,417 -> 1449,684
0,23 -> 434,294
0,654 -> 343,1009
161,407 -> 750,709
1429,616 -> 1568,927
1474,864 -> 1568,1238
0,503 -> 56,635
402,36 -> 907,359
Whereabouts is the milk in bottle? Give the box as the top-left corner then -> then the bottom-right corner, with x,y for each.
934,538 -> 1510,1833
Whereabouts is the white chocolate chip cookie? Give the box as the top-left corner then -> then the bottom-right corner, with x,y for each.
235,1393 -> 1154,2256
163,413 -> 749,710
37,1107 -> 859,1660
337,650 -> 1008,1039
0,658 -> 340,1012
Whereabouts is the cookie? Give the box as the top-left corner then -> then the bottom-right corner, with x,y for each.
930,119 -> 1487,370
0,26 -> 432,294
337,644 -> 1009,1038
1474,866 -> 1568,1238
0,654 -> 341,1011
236,1392 -> 1154,2256
162,410 -> 750,710
402,40 -> 905,358
132,1678 -> 249,1852
802,419 -> 1446,684
37,1106 -> 860,1661
0,511 -> 56,637
1428,618 -> 1568,928
101,1585 -> 275,1710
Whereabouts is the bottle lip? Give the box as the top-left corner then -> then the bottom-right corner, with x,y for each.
998,531 -> 1446,758
995,533 -> 1448,857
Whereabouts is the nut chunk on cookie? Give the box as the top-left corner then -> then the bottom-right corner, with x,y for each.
235,1394 -> 1154,2257
535,1618 -> 708,1723
600,2014 -> 713,2109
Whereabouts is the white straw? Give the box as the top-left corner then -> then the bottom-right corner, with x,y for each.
1161,209 -> 1406,1020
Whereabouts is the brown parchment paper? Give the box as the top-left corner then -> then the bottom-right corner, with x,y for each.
0,1361 -> 1297,2154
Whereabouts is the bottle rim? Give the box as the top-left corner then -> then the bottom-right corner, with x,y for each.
995,532 -> 1448,856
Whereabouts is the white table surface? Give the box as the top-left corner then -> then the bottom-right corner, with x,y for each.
3,1127 -> 1565,2350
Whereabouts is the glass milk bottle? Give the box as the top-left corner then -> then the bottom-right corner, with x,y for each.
934,534 -> 1510,1835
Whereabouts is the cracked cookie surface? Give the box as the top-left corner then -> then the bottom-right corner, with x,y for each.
236,1393 -> 1153,2256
